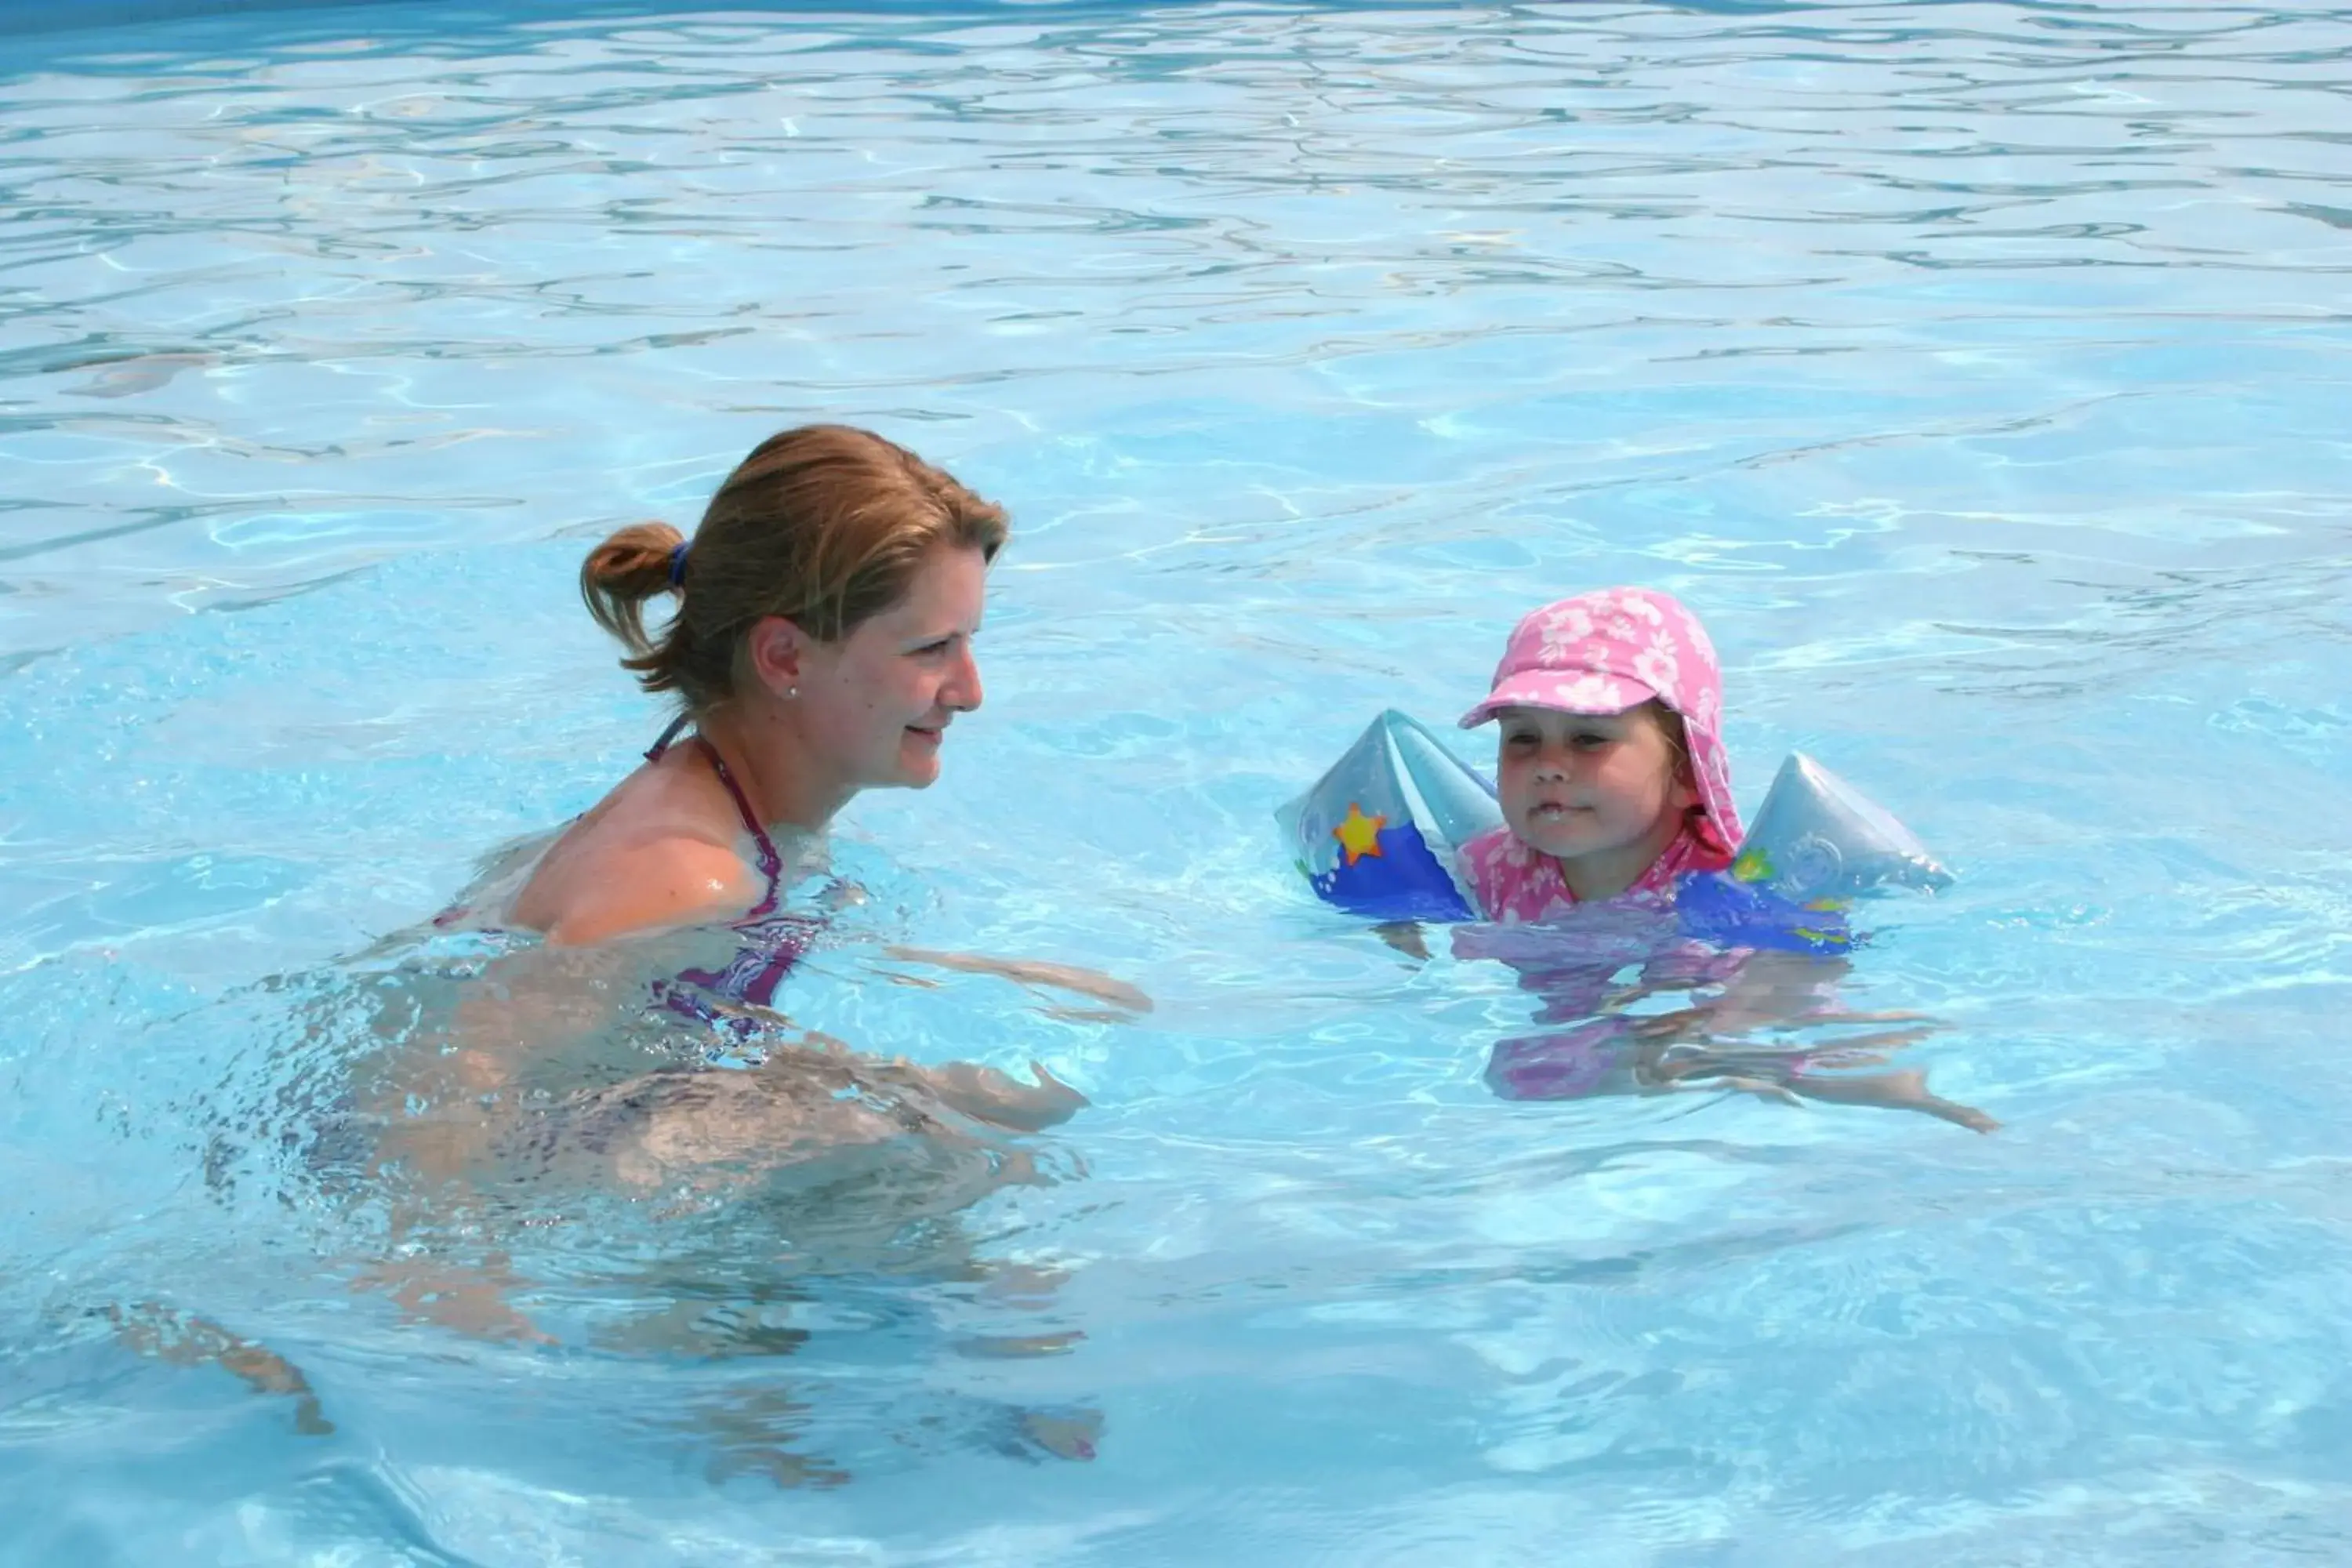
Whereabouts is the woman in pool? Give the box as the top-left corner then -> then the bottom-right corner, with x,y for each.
519,423 -> 997,948
145,426 -> 1134,1422
438,423 -> 1116,1125
366,426 -> 1138,1293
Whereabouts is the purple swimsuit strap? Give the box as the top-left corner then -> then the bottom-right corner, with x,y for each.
646,719 -> 783,924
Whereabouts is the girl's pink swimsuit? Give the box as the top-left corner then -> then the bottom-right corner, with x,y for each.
1455,822 -> 1730,927
1451,835 -> 1755,1102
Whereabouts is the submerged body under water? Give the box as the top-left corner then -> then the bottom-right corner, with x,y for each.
169,890 -> 1112,1473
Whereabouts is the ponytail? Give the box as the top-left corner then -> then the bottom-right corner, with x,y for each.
579,520 -> 685,660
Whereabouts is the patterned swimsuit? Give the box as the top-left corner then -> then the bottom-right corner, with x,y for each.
638,717 -> 823,1025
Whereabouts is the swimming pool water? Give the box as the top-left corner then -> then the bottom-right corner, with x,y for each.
2,1 -> 2350,1561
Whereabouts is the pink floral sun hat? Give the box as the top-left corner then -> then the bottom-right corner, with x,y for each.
1457,586 -> 1742,858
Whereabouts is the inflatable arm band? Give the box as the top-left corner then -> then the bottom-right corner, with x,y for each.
1276,710 -> 1951,945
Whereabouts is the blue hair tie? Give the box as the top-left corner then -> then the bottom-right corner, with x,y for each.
667,540 -> 690,590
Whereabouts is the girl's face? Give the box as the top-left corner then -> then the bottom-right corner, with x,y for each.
791,543 -> 988,792
1494,702 -> 1697,884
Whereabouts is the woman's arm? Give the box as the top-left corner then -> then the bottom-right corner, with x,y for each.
878,946 -> 1153,1015
873,1056 -> 1091,1134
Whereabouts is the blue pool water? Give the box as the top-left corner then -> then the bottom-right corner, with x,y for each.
3,0 -> 2350,1560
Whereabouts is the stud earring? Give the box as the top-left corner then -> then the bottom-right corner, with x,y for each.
786,685 -> 799,699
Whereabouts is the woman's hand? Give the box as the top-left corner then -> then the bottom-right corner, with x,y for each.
920,1059 -> 1090,1133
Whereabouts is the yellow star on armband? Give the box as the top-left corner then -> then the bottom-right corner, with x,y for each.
1333,801 -> 1386,866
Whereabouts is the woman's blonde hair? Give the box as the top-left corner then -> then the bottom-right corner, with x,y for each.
579,424 -> 1007,710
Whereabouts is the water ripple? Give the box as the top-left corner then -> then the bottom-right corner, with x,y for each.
2,2 -> 2347,653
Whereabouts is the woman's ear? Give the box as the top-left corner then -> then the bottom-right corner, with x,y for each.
742,614 -> 811,699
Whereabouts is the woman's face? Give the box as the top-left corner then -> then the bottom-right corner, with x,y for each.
792,543 -> 988,792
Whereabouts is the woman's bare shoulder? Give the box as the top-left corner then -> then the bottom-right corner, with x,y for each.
532,836 -> 755,947
510,766 -> 759,946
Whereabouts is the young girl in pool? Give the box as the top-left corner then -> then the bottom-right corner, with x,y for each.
1450,586 -> 1994,1132
1455,586 -> 1737,920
